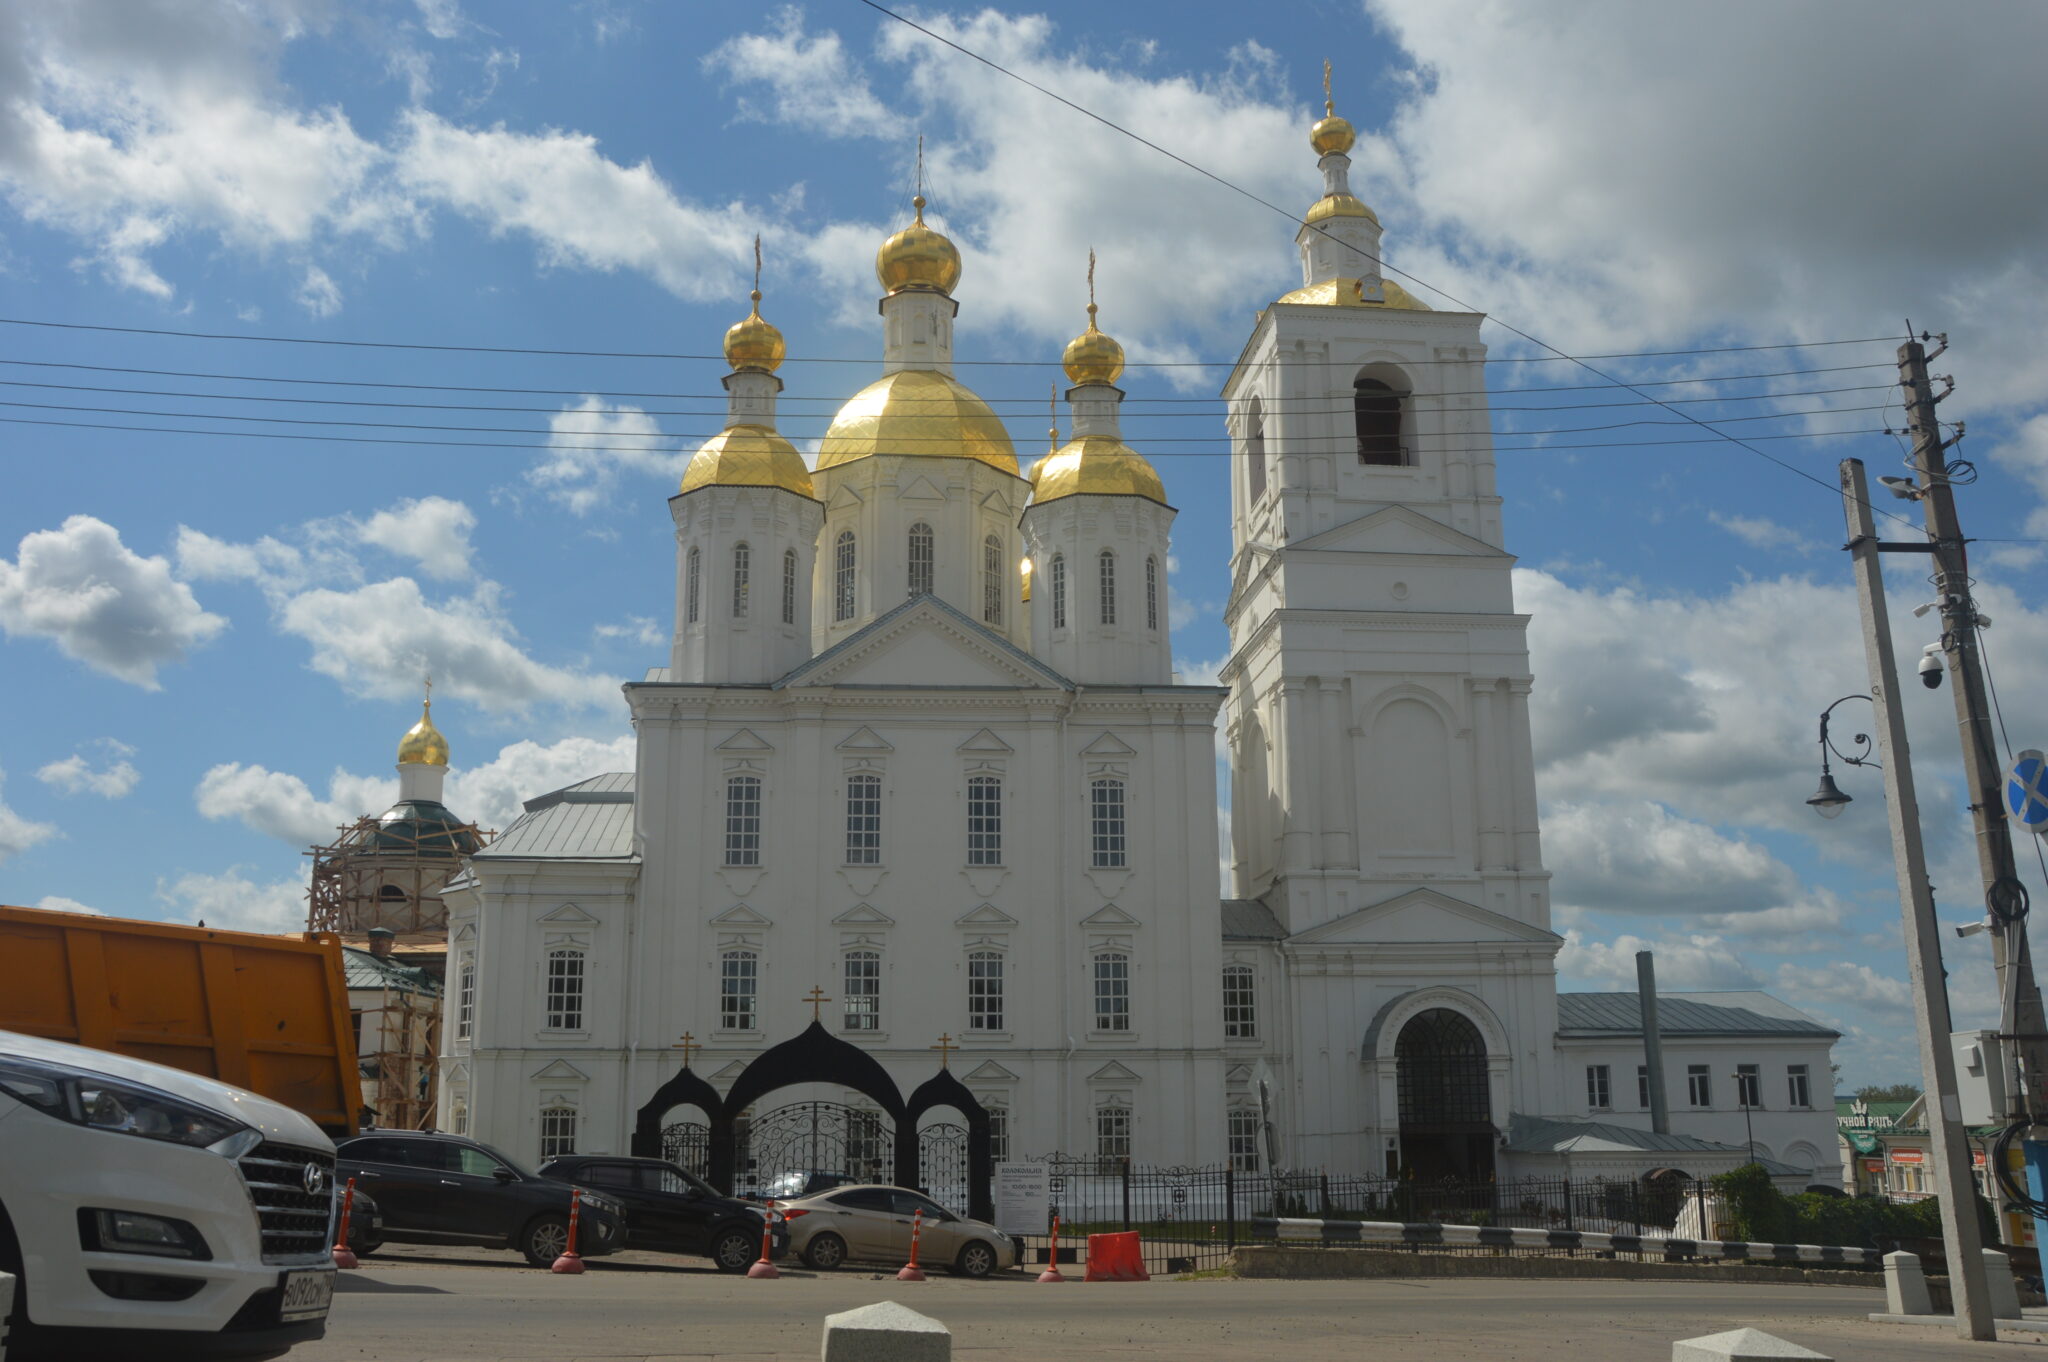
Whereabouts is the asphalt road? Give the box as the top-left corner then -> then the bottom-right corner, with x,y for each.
288,1245 -> 2037,1362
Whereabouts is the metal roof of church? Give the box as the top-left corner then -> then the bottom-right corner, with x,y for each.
1504,1114 -> 1814,1175
341,946 -> 442,997
1221,900 -> 1286,940
475,773 -> 638,861
1556,991 -> 1836,1039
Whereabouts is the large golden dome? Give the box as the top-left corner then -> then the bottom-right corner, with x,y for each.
397,700 -> 449,767
1030,435 -> 1167,506
723,292 -> 785,373
680,425 -> 815,497
817,369 -> 1018,475
1311,111 -> 1355,157
1062,304 -> 1125,386
1276,277 -> 1431,311
875,196 -> 962,296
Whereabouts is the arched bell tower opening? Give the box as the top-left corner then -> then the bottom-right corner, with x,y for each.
1352,363 -> 1412,467
1394,1008 -> 1496,1183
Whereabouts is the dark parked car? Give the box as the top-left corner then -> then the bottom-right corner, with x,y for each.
338,1184 -> 384,1255
539,1156 -> 788,1272
332,1131 -> 625,1268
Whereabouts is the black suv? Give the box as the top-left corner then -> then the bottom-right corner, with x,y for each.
333,1131 -> 625,1268
539,1156 -> 787,1273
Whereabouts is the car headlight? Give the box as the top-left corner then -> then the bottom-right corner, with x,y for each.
0,1054 -> 249,1149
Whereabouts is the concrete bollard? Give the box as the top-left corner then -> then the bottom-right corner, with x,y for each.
822,1301 -> 950,1362
1,1268 -> 13,1362
1984,1248 -> 2025,1320
1672,1327 -> 1831,1362
1884,1251 -> 1933,1317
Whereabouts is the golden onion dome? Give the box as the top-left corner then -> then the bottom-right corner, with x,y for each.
875,195 -> 962,296
680,424 -> 815,497
723,291 -> 785,373
1030,436 -> 1168,507
397,700 -> 449,767
1275,277 -> 1432,311
817,369 -> 1018,475
1062,303 -> 1126,386
1311,110 -> 1356,158
1306,193 -> 1377,226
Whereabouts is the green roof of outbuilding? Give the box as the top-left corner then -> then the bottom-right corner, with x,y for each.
342,947 -> 442,997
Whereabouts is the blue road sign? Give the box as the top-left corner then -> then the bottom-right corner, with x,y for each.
2007,749 -> 2048,833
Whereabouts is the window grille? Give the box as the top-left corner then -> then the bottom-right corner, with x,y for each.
1228,1108 -> 1259,1172
968,951 -> 1004,1031
539,1104 -> 577,1161
843,950 -> 880,1031
732,541 -> 750,617
1098,549 -> 1116,625
724,775 -> 761,867
544,949 -> 584,1031
834,531 -> 856,622
720,950 -> 757,1030
456,958 -> 475,1041
966,775 -> 1002,866
1090,779 -> 1127,868
845,773 -> 882,865
782,549 -> 797,624
908,523 -> 934,596
1050,554 -> 1067,629
986,1105 -> 1010,1163
685,547 -> 701,624
1093,952 -> 1130,1032
1096,1106 -> 1131,1159
1587,1064 -> 1611,1109
983,534 -> 1004,625
1394,1009 -> 1490,1128
1145,556 -> 1158,631
1222,964 -> 1256,1039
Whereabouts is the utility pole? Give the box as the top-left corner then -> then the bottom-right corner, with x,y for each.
1840,456 -> 1993,1339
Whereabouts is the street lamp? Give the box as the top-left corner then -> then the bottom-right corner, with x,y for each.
1807,694 -> 1877,819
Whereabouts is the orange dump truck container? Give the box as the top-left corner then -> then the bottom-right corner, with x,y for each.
0,903 -> 363,1134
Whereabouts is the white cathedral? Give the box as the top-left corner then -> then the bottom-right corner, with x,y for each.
429,93 -> 1842,1189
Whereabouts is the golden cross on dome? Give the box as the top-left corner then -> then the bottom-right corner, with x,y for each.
1085,249 -> 1099,326
1323,58 -> 1334,115
751,234 -> 763,307
1048,382 -> 1058,452
671,1032 -> 699,1067
803,986 -> 832,1022
930,1033 -> 959,1068
423,673 -> 433,705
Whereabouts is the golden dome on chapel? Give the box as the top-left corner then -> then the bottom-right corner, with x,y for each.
817,369 -> 1018,475
1310,110 -> 1355,158
1061,304 -> 1125,386
1030,436 -> 1167,507
1275,276 -> 1431,311
680,425 -> 815,497
397,700 -> 449,767
722,292 -> 786,373
875,196 -> 962,296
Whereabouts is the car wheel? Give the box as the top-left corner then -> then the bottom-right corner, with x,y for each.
520,1213 -> 572,1268
954,1240 -> 999,1278
709,1225 -> 759,1274
801,1231 -> 848,1271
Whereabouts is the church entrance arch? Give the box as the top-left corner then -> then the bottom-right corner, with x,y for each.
734,1100 -> 892,1198
1394,1008 -> 1496,1183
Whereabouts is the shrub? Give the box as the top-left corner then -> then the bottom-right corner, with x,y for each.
1709,1162 -> 1995,1248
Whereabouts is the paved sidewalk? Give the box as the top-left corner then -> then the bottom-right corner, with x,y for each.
292,1247 -> 2035,1361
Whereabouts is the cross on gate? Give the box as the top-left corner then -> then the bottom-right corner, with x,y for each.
930,1033 -> 958,1069
671,1032 -> 699,1067
804,986 -> 832,1022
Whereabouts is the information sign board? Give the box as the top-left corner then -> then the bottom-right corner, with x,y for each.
993,1161 -> 1049,1236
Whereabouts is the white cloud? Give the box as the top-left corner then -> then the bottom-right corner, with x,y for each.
1544,800 -> 1804,918
414,0 -> 466,42
706,9 -> 897,138
294,263 -> 342,316
1774,960 -> 1915,1019
35,894 -> 100,915
356,496 -> 478,580
531,396 -> 683,514
0,765 -> 60,865
1708,513 -> 1815,555
1556,929 -> 1763,992
155,867 -> 308,935
0,515 -> 226,687
594,616 -> 664,647
36,739 -> 139,798
446,734 -> 635,830
196,762 -> 394,848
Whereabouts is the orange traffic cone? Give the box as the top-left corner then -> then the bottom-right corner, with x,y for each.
551,1195 -> 586,1274
1037,1214 -> 1067,1283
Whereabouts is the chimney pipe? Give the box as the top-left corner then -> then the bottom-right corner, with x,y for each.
1637,950 -> 1670,1135
368,927 -> 396,959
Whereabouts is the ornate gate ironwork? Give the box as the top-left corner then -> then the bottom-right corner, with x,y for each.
917,1122 -> 968,1212
732,1102 -> 892,1199
1395,1007 -> 1496,1183
660,1121 -> 710,1179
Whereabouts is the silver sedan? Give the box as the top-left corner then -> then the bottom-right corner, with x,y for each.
778,1184 -> 1019,1277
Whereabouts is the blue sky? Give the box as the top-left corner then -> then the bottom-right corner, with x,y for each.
4,1 -> 2048,1089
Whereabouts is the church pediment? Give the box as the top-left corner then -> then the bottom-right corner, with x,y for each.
537,902 -> 599,925
832,903 -> 896,926
776,596 -> 1073,692
956,728 -> 1014,754
963,1060 -> 1019,1083
1290,505 -> 1512,561
899,475 -> 947,504
828,482 -> 865,511
955,903 -> 1018,927
715,728 -> 774,752
1088,1060 -> 1141,1084
835,726 -> 894,753
529,1059 -> 590,1082
710,903 -> 772,927
1288,887 -> 1561,948
1080,731 -> 1137,757
1080,904 -> 1141,929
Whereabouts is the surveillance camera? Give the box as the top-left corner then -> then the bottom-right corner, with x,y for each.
1919,645 -> 1944,689
1955,919 -> 1992,939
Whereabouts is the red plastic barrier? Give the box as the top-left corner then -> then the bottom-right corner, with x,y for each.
1082,1231 -> 1149,1282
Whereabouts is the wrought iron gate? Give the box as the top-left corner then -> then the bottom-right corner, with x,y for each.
732,1102 -> 891,1198
660,1121 -> 710,1179
917,1122 -> 968,1212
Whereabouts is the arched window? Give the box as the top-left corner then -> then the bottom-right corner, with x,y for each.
1096,1104 -> 1131,1158
1246,396 -> 1267,501
834,530 -> 857,622
1050,554 -> 1067,630
1090,777 -> 1126,868
845,773 -> 881,865
1222,964 -> 1255,1039
1227,1107 -> 1259,1172
732,541 -> 750,618
782,549 -> 798,624
1145,556 -> 1159,632
843,949 -> 880,1031
968,950 -> 1004,1031
544,948 -> 585,1031
685,547 -> 701,624
982,534 -> 1004,626
966,774 -> 1001,865
1355,376 -> 1405,465
539,1102 -> 577,1160
1093,951 -> 1130,1031
724,774 -> 762,866
720,949 -> 758,1030
907,522 -> 934,597
1097,549 -> 1116,625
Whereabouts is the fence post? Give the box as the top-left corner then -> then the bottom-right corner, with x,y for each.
1225,1163 -> 1237,1249
1121,1157 -> 1132,1231
1562,1176 -> 1574,1233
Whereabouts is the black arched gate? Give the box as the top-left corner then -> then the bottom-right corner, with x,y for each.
1394,1007 -> 1496,1183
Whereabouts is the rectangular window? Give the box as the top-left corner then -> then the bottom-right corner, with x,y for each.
843,951 -> 880,1032
1093,952 -> 1130,1032
732,542 -> 750,618
539,1105 -> 577,1161
1228,1108 -> 1259,1173
1586,1064 -> 1611,1110
1787,1064 -> 1811,1109
968,951 -> 1004,1031
724,775 -> 761,867
845,773 -> 882,865
685,548 -> 700,624
1090,779 -> 1127,868
720,951 -> 758,1030
1145,557 -> 1158,631
544,949 -> 584,1031
450,1101 -> 468,1136
1050,555 -> 1066,630
966,775 -> 1002,866
983,535 -> 1004,626
456,958 -> 475,1042
1687,1065 -> 1711,1108
1736,1063 -> 1761,1108
986,1105 -> 1010,1163
1222,965 -> 1256,1039
1638,1064 -> 1651,1110
1096,1106 -> 1131,1160
1098,551 -> 1116,625
782,549 -> 797,624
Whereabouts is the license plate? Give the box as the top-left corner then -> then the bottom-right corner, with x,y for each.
279,1268 -> 334,1323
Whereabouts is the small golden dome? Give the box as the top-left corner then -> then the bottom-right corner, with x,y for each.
1062,303 -> 1126,386
397,700 -> 449,767
1274,277 -> 1433,311
680,425 -> 816,497
817,369 -> 1018,475
875,196 -> 962,296
723,292 -> 785,373
1311,112 -> 1355,157
1306,193 -> 1377,226
1030,435 -> 1168,506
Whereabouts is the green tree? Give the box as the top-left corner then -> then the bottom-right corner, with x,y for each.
1854,1083 -> 1923,1104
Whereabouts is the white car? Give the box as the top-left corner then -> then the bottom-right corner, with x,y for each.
779,1184 -> 1018,1277
0,1029 -> 337,1360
